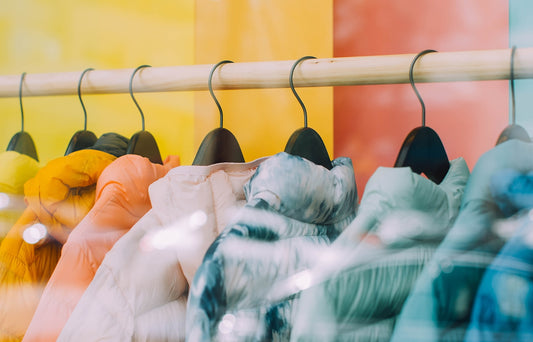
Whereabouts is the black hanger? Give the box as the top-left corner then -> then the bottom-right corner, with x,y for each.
394,49 -> 450,184
6,72 -> 39,162
65,68 -> 98,155
284,56 -> 333,170
496,46 -> 531,145
126,65 -> 163,164
192,60 -> 245,165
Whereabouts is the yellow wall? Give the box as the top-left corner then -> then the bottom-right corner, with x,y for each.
194,0 -> 333,162
0,1 -> 333,166
0,1 -> 195,164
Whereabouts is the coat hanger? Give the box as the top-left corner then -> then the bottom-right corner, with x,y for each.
496,46 -> 531,145
126,65 -> 163,164
64,68 -> 98,155
192,60 -> 245,165
6,72 -> 39,161
394,49 -> 450,184
284,56 -> 333,170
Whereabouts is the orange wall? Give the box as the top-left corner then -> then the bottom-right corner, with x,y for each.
333,0 -> 509,199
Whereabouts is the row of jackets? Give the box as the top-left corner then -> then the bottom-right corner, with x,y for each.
0,134 -> 532,341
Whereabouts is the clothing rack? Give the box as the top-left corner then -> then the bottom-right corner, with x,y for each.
0,48 -> 532,98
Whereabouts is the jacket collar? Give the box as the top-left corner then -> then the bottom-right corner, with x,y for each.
243,152 -> 357,225
340,157 -> 470,245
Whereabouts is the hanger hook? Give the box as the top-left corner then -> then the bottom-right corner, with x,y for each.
209,60 -> 233,128
290,56 -> 316,128
18,72 -> 26,132
510,46 -> 517,125
129,64 -> 151,131
409,49 -> 437,127
78,68 -> 94,131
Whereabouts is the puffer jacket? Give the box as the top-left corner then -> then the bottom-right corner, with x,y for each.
464,170 -> 533,342
0,149 -> 117,342
290,157 -> 469,342
58,158 -> 266,342
0,151 -> 40,243
23,154 -> 180,342
391,140 -> 533,342
186,152 -> 358,341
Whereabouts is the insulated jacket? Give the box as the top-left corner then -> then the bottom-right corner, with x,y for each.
186,152 -> 358,342
0,149 -> 116,342
0,151 -> 40,243
290,157 -> 469,342
391,140 -> 533,342
464,170 -> 533,342
23,154 -> 180,342
58,158 -> 266,342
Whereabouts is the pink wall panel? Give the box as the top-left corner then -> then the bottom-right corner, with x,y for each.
334,0 -> 509,199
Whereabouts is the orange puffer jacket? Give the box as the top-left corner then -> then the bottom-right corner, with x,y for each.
0,149 -> 116,342
23,154 -> 180,342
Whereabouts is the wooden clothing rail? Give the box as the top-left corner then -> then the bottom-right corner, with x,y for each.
0,48 -> 532,98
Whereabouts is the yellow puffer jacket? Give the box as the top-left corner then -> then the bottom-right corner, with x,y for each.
0,151 -> 40,244
0,149 -> 116,342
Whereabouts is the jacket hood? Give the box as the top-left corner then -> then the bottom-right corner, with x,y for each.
243,152 -> 357,225
0,151 -> 40,194
23,149 -> 116,244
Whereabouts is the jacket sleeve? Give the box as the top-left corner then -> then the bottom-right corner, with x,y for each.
22,237 -> 95,342
133,297 -> 187,342
186,218 -> 334,341
58,210 -> 188,341
0,210 -> 62,342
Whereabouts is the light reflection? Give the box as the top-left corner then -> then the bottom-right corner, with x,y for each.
190,210 -> 207,227
439,258 -> 454,273
0,193 -> 9,209
140,210 -> 207,251
292,270 -> 313,291
22,223 -> 47,244
218,314 -> 236,334
493,216 -> 522,240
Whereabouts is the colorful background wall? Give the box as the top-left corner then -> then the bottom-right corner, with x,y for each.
0,0 -> 530,198
333,0 -> 509,198
0,1 -> 195,163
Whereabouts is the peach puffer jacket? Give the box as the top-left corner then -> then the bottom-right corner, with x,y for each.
23,154 -> 179,342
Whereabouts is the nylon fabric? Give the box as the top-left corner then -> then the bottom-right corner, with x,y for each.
23,154 -> 179,342
290,157 -> 469,342
186,152 -> 358,341
58,158 -> 266,342
0,149 -> 116,342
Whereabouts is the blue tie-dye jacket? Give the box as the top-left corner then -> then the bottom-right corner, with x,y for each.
186,152 -> 358,341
